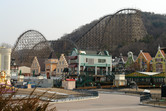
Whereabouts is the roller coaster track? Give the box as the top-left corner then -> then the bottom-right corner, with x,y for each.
72,8 -> 147,51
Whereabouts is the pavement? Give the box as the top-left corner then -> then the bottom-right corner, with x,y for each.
49,92 -> 166,111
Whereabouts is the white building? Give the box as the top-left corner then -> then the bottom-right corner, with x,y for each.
0,47 -> 11,78
18,66 -> 31,76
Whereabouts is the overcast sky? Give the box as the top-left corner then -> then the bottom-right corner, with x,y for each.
1,0 -> 166,45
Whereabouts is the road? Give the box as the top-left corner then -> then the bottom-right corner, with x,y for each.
50,93 -> 166,111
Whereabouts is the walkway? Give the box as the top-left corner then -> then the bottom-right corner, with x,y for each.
50,93 -> 166,111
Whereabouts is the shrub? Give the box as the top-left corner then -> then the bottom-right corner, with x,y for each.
0,84 -> 56,111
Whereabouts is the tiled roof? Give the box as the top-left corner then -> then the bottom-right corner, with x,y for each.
142,52 -> 152,62
161,50 -> 165,57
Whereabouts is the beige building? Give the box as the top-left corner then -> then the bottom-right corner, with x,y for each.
45,52 -> 58,78
31,56 -> 45,76
62,79 -> 75,90
18,66 -> 31,76
56,54 -> 68,77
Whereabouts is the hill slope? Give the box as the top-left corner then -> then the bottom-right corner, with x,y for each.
57,11 -> 166,57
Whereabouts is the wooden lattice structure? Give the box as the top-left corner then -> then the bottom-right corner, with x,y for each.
12,9 -> 147,66
74,9 -> 147,52
12,30 -> 52,66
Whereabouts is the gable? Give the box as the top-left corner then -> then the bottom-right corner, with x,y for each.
31,57 -> 40,68
71,48 -> 78,56
136,52 -> 147,62
125,57 -> 134,67
126,52 -> 135,66
143,53 -> 152,62
155,50 -> 165,59
118,58 -> 125,64
160,50 -> 165,58
57,54 -> 68,67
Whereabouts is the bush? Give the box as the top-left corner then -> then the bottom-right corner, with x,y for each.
0,84 -> 56,111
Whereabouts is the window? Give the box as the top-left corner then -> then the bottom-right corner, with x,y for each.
98,59 -> 106,63
88,58 -> 94,64
62,61 -> 64,64
138,59 -> 140,64
155,58 -> 157,62
47,65 -> 50,69
86,58 -> 94,64
156,63 -> 163,72
59,61 -> 61,65
86,58 -> 88,62
57,69 -> 59,72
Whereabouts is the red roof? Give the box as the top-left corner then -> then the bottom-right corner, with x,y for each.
142,52 -> 152,62
66,79 -> 75,81
161,50 -> 165,57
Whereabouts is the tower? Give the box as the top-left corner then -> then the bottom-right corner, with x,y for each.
0,47 -> 11,78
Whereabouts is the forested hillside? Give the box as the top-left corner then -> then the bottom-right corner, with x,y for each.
57,12 -> 166,57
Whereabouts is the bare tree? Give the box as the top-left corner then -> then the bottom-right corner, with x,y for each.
0,42 -> 13,48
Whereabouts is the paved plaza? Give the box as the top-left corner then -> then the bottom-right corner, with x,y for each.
50,93 -> 166,111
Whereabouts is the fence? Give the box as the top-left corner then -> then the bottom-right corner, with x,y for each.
140,93 -> 151,102
73,89 -> 99,97
140,93 -> 166,107
6,89 -> 99,103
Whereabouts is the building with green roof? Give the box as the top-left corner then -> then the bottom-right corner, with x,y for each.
68,48 -> 112,76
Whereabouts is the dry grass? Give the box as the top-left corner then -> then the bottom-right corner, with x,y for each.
0,85 -> 56,111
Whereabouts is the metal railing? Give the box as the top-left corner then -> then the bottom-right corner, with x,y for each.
140,93 -> 166,107
140,93 -> 151,102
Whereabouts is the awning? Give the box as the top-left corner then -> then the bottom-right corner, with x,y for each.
138,71 -> 161,76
